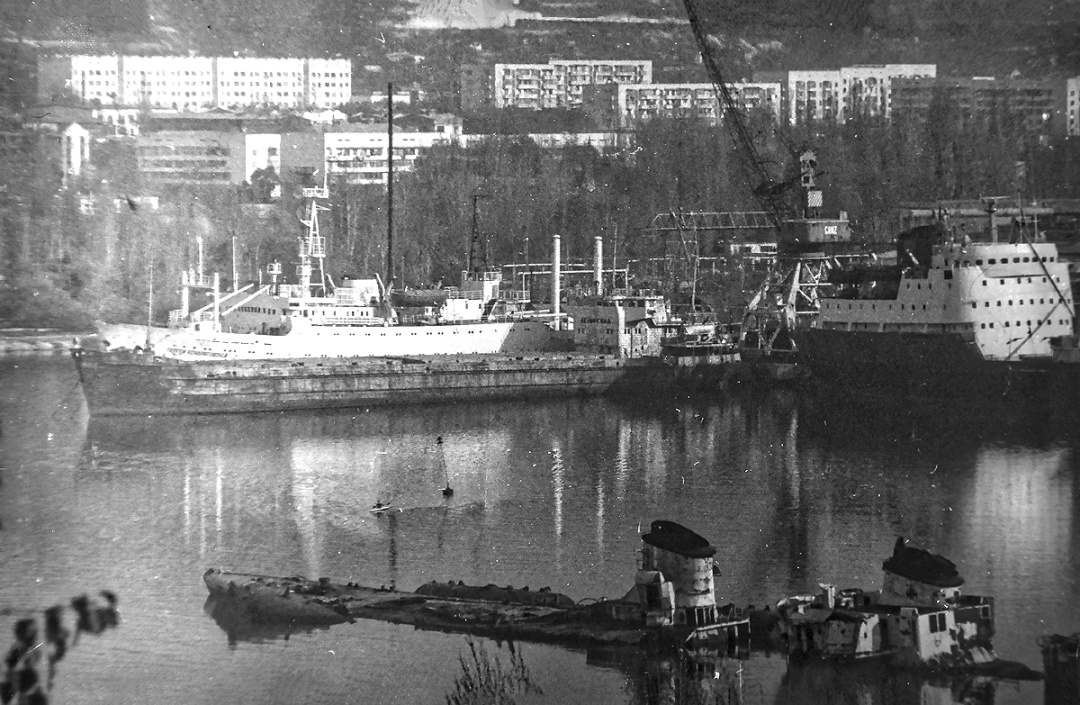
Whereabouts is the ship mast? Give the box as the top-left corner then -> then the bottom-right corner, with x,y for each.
297,173 -> 329,302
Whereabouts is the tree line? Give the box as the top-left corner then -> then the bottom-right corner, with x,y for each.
2,106 -> 1078,328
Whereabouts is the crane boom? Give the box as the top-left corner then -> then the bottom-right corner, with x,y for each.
680,0 -> 789,230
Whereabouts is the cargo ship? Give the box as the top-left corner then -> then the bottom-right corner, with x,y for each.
792,218 -> 1078,403
74,350 -> 659,416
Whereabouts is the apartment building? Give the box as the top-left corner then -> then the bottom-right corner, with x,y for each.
323,115 -> 462,185
611,82 -> 781,127
891,76 -> 1063,136
493,59 -> 652,110
37,55 -> 352,111
783,64 -> 936,124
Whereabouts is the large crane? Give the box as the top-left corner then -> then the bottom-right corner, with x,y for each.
679,0 -> 858,376
680,0 -> 794,230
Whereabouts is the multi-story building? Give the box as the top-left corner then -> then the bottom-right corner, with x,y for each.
841,64 -> 936,121
607,82 -> 781,127
323,114 -> 462,185
37,55 -> 352,111
891,76 -> 1063,137
1065,76 -> 1078,137
135,131 -> 279,186
132,115 -> 464,189
786,69 -> 844,124
493,59 -> 652,110
782,64 -> 936,125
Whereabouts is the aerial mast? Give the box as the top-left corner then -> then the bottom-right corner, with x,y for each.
386,82 -> 394,288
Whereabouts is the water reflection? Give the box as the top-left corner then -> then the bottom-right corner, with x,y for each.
776,661 -> 997,705
203,595 -> 338,647
4,359 -> 1079,704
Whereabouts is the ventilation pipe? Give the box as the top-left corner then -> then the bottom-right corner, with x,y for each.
212,272 -> 221,332
180,270 -> 190,320
593,235 -> 603,296
552,234 -> 561,331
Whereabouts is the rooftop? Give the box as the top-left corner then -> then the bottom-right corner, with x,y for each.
642,520 -> 716,559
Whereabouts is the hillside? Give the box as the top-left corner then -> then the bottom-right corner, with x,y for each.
4,0 -> 1076,80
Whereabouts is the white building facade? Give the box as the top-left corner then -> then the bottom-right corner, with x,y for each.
39,55 -> 352,111
323,116 -> 462,185
787,64 -> 936,125
617,81 -> 781,126
494,59 -> 652,110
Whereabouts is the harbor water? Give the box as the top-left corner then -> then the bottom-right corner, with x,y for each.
1,356 -> 1078,704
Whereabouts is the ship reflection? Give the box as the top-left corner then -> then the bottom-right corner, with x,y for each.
775,660 -> 997,705
590,637 -> 1010,705
203,594 -> 338,647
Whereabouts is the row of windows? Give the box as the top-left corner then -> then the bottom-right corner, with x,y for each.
971,296 -> 1070,308
140,145 -> 229,156
980,319 -> 1069,329
944,255 -> 1055,266
829,293 -> 1071,313
236,306 -> 284,315
146,172 -> 228,181
143,159 -> 228,169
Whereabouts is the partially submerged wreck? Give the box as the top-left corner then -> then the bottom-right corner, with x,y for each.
775,537 -> 1035,677
1040,632 -> 1080,703
203,520 -> 749,651
202,531 -> 1041,680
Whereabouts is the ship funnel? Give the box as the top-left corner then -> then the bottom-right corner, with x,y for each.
593,235 -> 603,296
552,234 -> 561,331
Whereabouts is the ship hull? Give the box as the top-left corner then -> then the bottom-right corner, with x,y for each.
157,319 -> 571,361
794,328 -> 1080,406
76,351 -> 664,416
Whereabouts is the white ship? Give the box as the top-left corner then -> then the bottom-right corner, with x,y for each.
792,216 -> 1077,401
103,188 -> 570,361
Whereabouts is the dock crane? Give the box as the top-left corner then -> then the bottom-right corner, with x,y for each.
678,0 -> 859,374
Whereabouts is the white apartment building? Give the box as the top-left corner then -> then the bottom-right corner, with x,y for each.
323,115 -> 462,185
787,64 -> 936,124
38,55 -> 352,111
787,69 -> 844,124
841,64 -> 936,121
1068,76 -> 1079,137
617,82 -> 781,126
494,59 -> 652,110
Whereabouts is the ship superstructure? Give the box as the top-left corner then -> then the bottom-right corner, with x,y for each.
793,218 -> 1079,402
778,538 -> 995,666
124,187 -> 568,361
816,234 -> 1074,360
